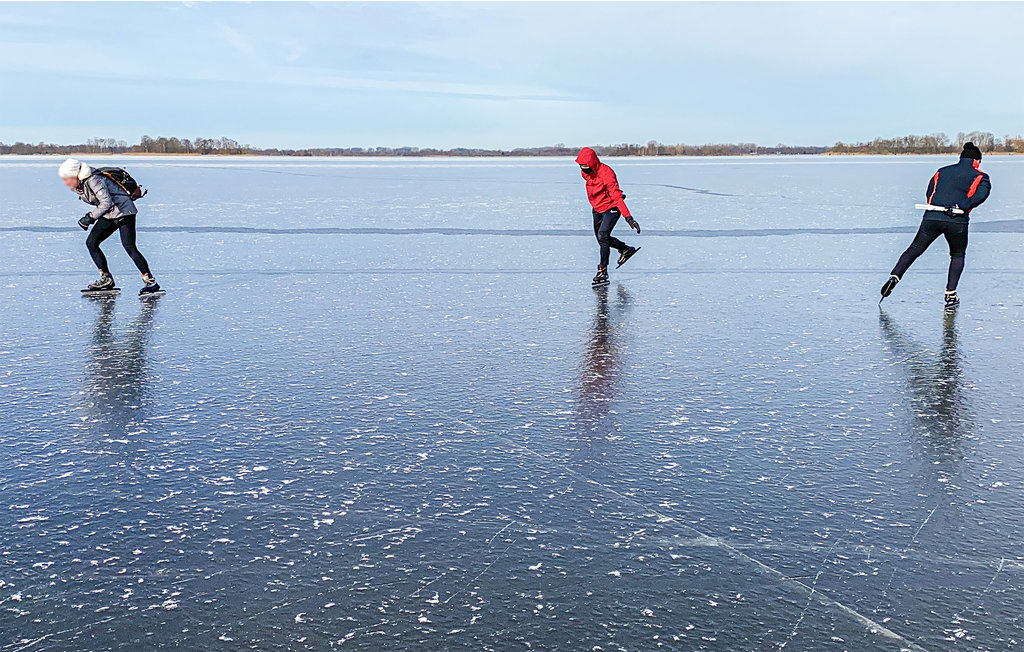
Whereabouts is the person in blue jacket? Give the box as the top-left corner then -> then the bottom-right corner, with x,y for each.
881,142 -> 991,308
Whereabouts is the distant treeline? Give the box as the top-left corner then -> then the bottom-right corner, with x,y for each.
0,136 -> 249,155
830,131 -> 1024,155
2,132 -> 1022,157
0,136 -> 825,157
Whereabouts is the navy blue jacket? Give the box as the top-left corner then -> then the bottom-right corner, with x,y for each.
924,157 -> 991,223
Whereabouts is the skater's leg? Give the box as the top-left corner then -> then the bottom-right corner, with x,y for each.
594,210 -> 623,268
891,221 -> 942,279
943,222 -> 968,291
946,257 -> 965,292
607,233 -> 629,253
604,209 -> 629,252
117,216 -> 152,276
86,218 -> 119,274
593,210 -> 608,268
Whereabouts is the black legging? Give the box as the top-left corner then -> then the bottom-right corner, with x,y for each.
86,216 -> 151,277
891,219 -> 968,291
592,209 -> 629,268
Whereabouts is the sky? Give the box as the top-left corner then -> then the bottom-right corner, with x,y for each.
2,1 -> 1024,150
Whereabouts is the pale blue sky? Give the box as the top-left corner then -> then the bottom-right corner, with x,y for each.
2,2 -> 1023,149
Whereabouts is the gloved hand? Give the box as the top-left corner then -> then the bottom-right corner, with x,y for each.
78,214 -> 95,230
626,216 -> 641,233
945,204 -> 963,218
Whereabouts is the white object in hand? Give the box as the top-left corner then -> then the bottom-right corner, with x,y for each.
915,203 -> 965,215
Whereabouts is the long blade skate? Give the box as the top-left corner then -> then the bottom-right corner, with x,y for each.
616,246 -> 641,269
81,287 -> 120,297
879,275 -> 899,304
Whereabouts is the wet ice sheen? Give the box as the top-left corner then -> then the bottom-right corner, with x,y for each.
1,156 -> 1024,650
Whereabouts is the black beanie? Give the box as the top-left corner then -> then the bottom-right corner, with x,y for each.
960,142 -> 982,160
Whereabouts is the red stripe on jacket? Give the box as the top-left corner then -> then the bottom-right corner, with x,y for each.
928,172 -> 940,204
967,173 -> 985,198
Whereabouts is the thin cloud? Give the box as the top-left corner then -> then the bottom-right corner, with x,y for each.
219,24 -> 256,55
0,13 -> 51,27
282,40 -> 303,64
0,40 -> 578,104
264,66 -> 581,102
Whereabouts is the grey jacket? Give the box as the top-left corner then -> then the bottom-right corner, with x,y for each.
77,171 -> 137,221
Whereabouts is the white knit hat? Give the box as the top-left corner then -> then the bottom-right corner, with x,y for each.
58,158 -> 82,179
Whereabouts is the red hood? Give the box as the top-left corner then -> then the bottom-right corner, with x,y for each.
575,147 -> 601,172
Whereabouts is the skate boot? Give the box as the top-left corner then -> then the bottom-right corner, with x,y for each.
616,246 -> 641,269
139,273 -> 164,296
880,274 -> 899,301
592,266 -> 609,286
82,273 -> 117,295
944,290 -> 959,309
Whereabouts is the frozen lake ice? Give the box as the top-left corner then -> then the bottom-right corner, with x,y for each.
2,155 -> 1023,650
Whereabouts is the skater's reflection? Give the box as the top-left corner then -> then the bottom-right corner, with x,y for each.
574,283 -> 632,457
879,310 -> 971,483
83,296 -> 161,434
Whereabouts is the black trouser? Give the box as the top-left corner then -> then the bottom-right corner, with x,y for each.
891,218 -> 968,291
86,215 -> 151,277
592,208 -> 629,268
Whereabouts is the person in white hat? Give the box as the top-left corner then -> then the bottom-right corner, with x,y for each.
59,158 -> 161,294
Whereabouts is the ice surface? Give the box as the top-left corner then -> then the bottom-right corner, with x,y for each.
2,156 -> 1024,650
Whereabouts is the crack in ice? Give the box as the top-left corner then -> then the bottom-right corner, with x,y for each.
453,417 -> 930,652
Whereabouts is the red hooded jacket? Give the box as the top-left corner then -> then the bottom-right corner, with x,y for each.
575,147 -> 631,218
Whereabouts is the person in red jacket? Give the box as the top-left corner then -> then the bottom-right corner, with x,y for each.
575,147 -> 640,285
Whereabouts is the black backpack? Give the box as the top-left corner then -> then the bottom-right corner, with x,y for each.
97,167 -> 147,200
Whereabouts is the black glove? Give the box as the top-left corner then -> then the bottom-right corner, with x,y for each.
945,204 -> 963,218
78,214 -> 95,230
626,216 -> 640,234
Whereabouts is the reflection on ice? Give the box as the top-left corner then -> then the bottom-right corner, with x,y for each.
574,283 -> 632,456
879,309 -> 971,474
83,295 -> 161,427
